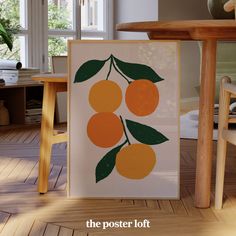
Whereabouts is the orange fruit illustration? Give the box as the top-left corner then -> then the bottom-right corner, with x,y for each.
87,112 -> 123,148
125,79 -> 159,116
116,143 -> 156,179
89,80 -> 122,112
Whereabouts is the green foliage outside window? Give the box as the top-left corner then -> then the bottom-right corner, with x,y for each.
48,2 -> 71,58
0,0 -> 20,60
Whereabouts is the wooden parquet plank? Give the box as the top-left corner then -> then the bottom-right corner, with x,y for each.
181,151 -> 193,167
53,222 -> 87,230
133,200 -> 146,207
55,166 -> 67,190
186,151 -> 196,166
43,224 -> 60,236
145,200 -> 160,209
29,220 -> 47,236
23,130 -> 39,144
170,200 -> 188,216
25,162 -> 39,185
10,130 -> 29,143
32,133 -> 40,145
158,200 -> 174,213
15,129 -> 33,144
0,182 -> 37,194
0,158 -> 21,180
0,211 -> 10,233
0,130 -> 12,142
7,159 -> 29,180
58,227 -> 73,236
121,200 -> 134,205
18,160 -> 38,182
48,165 -> 63,190
14,217 -> 35,236
73,231 -> 88,236
59,142 -> 67,150
180,188 -> 202,217
0,215 -> 21,236
2,130 -> 18,142
0,157 -> 12,173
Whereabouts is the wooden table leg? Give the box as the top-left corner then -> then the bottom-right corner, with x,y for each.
195,39 -> 217,208
38,82 -> 56,193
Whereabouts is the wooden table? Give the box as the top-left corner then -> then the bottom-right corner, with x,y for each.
117,20 -> 236,208
32,73 -> 67,193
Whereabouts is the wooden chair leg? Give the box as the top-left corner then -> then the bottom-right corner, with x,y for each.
215,76 -> 231,209
38,82 -> 57,194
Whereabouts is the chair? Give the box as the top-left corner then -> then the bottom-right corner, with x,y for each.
52,56 -> 67,74
215,76 -> 236,209
52,56 -> 68,123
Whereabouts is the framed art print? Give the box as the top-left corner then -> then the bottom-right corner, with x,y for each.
68,40 -> 180,199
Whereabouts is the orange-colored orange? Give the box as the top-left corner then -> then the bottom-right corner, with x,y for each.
116,143 -> 156,179
125,79 -> 159,116
89,80 -> 122,112
87,112 -> 123,148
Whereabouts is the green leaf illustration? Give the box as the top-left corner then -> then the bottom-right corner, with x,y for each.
126,120 -> 169,145
113,56 -> 164,83
74,59 -> 107,83
96,142 -> 126,183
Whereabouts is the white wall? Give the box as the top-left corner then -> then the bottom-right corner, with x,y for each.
158,0 -> 210,21
114,0 -> 212,100
159,0 -> 212,100
114,0 -> 158,39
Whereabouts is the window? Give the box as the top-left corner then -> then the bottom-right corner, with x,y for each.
47,0 -> 79,69
81,0 -> 113,40
0,0 -> 28,67
47,0 -> 113,65
0,0 -> 113,71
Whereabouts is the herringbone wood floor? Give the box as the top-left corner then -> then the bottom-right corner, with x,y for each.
1,127 -> 236,235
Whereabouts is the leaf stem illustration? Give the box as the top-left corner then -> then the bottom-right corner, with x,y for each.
106,55 -> 113,80
120,115 -> 131,145
105,54 -> 131,84
112,58 -> 131,84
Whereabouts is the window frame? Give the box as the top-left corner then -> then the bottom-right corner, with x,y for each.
14,0 -> 113,71
81,0 -> 113,40
0,0 -> 30,67
41,0 -> 113,71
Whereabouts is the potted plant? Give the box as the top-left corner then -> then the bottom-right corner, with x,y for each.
0,22 -> 13,51
208,0 -> 235,18
0,10 -> 20,52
